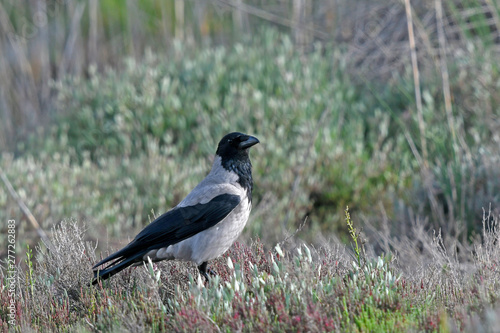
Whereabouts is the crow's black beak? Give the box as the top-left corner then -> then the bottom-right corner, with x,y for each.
239,135 -> 260,149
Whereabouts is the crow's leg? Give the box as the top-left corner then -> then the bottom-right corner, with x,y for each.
198,262 -> 216,282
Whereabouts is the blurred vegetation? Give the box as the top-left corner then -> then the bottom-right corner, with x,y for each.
0,0 -> 500,331
2,214 -> 500,331
1,0 -> 499,250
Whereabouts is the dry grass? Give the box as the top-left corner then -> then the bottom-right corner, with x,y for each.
1,0 -> 500,330
1,207 -> 499,331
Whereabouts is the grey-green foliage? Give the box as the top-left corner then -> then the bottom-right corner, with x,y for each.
4,29 -> 499,247
14,30 -> 406,241
39,31 -> 361,162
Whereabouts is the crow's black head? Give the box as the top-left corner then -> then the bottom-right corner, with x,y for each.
216,132 -> 259,197
216,132 -> 259,159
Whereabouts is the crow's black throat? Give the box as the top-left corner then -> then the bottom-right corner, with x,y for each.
220,155 -> 253,202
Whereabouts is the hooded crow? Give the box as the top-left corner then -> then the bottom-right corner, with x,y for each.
92,132 -> 259,284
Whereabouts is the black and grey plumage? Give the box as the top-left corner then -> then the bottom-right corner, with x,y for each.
92,132 -> 259,285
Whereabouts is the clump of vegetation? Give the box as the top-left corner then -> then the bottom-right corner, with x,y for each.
1,0 -> 500,329
2,29 -> 498,251
1,209 -> 499,331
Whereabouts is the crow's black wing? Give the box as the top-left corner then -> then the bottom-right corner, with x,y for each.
92,193 -> 240,284
134,193 -> 241,248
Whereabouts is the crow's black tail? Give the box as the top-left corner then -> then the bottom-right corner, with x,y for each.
92,250 -> 146,285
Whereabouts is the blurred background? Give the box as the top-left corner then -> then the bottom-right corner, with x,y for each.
0,0 -> 499,256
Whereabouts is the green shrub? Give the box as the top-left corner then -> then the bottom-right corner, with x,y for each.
2,29 -> 499,249
11,30 -> 414,243
3,213 -> 499,331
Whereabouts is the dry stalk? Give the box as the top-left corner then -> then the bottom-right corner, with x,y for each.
403,0 -> 445,227
403,0 -> 427,168
58,2 -> 85,77
0,166 -> 54,251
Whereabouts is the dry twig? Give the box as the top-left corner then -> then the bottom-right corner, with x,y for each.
0,166 -> 54,251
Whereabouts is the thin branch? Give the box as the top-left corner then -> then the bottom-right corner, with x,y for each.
0,167 -> 54,251
404,0 -> 446,227
58,2 -> 85,77
403,0 -> 428,167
